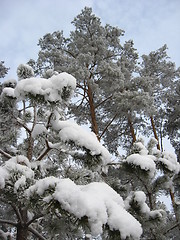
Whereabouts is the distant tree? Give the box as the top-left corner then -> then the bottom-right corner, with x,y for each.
138,45 -> 178,151
165,79 -> 180,162
0,79 -> 18,161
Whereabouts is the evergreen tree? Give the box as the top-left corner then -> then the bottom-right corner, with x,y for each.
107,138 -> 180,239
1,8 -> 179,240
165,79 -> 180,162
30,7 -> 130,145
0,64 -> 144,240
138,45 -> 178,151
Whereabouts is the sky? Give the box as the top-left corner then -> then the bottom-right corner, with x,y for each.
0,0 -> 180,80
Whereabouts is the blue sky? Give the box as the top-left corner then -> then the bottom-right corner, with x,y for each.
0,0 -> 180,80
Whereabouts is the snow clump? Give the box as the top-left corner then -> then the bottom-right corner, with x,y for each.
125,154 -> 156,177
14,72 -> 76,102
52,119 -> 111,166
158,151 -> 180,174
26,178 -> 142,239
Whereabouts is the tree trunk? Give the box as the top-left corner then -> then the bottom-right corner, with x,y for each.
16,209 -> 28,240
127,115 -> 136,143
87,83 -> 100,141
27,134 -> 34,161
169,189 -> 180,230
150,116 -> 160,150
16,224 -> 28,240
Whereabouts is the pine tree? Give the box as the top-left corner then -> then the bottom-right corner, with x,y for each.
165,79 -> 180,162
0,64 -> 144,240
30,7 -> 129,145
106,138 -> 180,239
138,45 -> 178,151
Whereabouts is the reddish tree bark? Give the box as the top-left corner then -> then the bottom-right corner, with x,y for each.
128,115 -> 136,143
150,116 -> 161,150
87,83 -> 100,141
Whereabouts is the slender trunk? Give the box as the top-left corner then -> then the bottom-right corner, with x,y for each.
27,134 -> 34,161
127,115 -> 136,143
169,189 -> 180,230
147,191 -> 153,210
27,106 -> 37,160
150,116 -> 160,150
87,83 -> 100,141
16,209 -> 28,240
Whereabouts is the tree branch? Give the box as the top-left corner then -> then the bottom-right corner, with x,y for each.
99,113 -> 117,140
36,140 -> 51,161
27,214 -> 44,226
95,94 -> 113,109
63,49 -> 76,59
28,226 -> 47,240
16,117 -> 31,134
0,148 -> 12,159
11,204 -> 23,224
164,222 -> 180,235
0,219 -> 17,227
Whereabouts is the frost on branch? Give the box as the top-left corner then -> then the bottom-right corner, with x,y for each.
17,64 -> 34,80
26,178 -> 142,239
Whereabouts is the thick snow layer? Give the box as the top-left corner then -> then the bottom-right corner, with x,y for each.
52,119 -> 111,165
3,156 -> 34,192
124,191 -> 165,220
1,87 -> 15,98
133,142 -> 148,155
133,191 -> 150,214
0,156 -> 34,191
14,72 -> 76,102
3,78 -> 17,85
26,178 -> 142,239
26,176 -> 59,196
125,153 -> 156,177
158,152 -> 180,174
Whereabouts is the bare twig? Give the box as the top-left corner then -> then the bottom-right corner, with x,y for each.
0,219 -> 17,227
16,118 -> 31,133
164,222 -> 180,235
28,226 -> 47,240
36,140 -> 51,161
95,94 -> 113,109
99,113 -> 117,139
0,148 -> 12,159
27,214 -> 44,226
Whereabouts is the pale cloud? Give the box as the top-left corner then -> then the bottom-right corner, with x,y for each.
92,0 -> 180,65
0,0 -> 179,80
